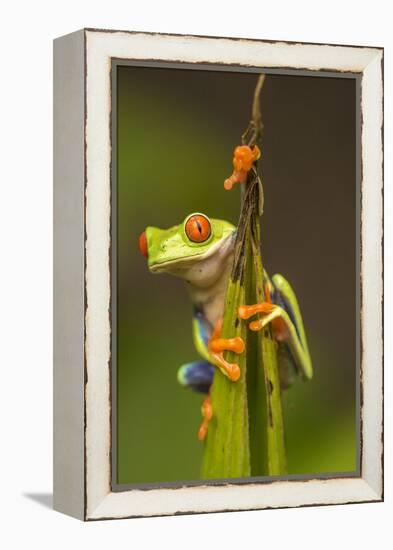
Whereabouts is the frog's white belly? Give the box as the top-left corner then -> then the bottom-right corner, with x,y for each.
161,231 -> 235,333
186,255 -> 233,330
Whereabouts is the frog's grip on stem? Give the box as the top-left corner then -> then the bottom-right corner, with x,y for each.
238,302 -> 274,319
238,303 -> 289,342
208,319 -> 245,382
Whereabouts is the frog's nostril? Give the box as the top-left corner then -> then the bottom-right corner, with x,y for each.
139,231 -> 148,258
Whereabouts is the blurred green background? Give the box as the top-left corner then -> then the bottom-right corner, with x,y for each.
116,65 -> 357,484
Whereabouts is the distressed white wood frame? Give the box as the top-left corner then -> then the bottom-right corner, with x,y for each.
54,29 -> 383,521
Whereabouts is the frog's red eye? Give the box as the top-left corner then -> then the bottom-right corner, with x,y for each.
139,231 -> 148,257
185,214 -> 211,243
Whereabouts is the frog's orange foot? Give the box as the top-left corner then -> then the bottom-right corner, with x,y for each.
208,320 -> 245,382
208,337 -> 244,381
238,302 -> 275,320
238,302 -> 289,341
198,394 -> 213,441
224,144 -> 261,190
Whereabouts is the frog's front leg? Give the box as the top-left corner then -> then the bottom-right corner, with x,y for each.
197,321 -> 244,440
191,308 -> 245,382
177,360 -> 215,441
238,274 -> 313,381
183,309 -> 245,441
208,318 -> 245,382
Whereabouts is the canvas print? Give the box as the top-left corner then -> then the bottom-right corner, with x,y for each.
113,65 -> 358,486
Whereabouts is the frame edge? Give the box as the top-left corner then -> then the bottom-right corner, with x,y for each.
53,29 -> 86,521
83,29 -> 384,520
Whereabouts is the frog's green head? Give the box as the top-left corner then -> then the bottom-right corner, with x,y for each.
139,213 -> 236,288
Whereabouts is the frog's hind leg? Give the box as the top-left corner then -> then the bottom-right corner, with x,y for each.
177,361 -> 214,394
238,273 -> 313,381
188,307 -> 245,441
271,274 -> 312,380
177,361 -> 214,440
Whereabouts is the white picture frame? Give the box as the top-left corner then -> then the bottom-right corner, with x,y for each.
53,28 -> 383,521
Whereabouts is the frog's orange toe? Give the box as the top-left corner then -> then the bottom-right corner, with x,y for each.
238,302 -> 274,319
198,395 -> 213,441
224,170 -> 247,190
201,398 -> 212,421
209,336 -> 244,355
198,423 -> 208,441
224,177 -> 235,190
228,364 -> 241,382
249,319 -> 265,331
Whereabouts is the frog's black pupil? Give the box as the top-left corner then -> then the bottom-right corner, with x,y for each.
196,220 -> 202,233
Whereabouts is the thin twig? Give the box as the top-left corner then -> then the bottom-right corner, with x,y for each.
242,74 -> 266,147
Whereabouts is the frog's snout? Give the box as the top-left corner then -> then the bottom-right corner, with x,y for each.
138,231 -> 148,258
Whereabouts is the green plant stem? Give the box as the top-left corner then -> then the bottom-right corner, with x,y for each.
201,279 -> 250,478
201,74 -> 287,479
251,214 -> 287,475
245,226 -> 268,476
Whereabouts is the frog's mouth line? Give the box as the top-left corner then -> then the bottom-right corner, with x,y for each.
149,232 -> 236,273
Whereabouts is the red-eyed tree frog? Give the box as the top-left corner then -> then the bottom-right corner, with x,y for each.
139,213 -> 312,440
